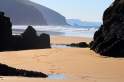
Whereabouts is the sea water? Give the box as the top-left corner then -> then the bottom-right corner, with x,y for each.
12,25 -> 100,38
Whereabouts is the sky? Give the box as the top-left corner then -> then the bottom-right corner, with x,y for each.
30,0 -> 114,22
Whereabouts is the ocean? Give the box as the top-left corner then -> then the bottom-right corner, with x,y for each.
12,25 -> 100,38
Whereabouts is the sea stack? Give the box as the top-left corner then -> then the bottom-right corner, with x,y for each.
89,0 -> 124,57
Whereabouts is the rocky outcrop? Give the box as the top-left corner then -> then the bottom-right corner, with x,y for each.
0,0 -> 47,25
0,11 -> 51,51
17,26 -> 51,50
89,0 -> 124,57
0,63 -> 47,78
66,42 -> 89,48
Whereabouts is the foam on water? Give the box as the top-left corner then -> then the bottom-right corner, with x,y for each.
12,25 -> 99,38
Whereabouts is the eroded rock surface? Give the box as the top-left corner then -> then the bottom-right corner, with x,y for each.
89,0 -> 124,57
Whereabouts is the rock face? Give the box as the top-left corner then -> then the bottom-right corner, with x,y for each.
0,11 -> 51,51
0,0 -> 47,25
89,0 -> 124,57
0,63 -> 47,78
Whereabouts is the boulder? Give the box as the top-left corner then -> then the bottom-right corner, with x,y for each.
89,0 -> 124,57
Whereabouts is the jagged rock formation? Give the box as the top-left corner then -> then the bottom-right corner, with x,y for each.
0,11 -> 51,51
0,0 -> 47,25
0,63 -> 47,78
89,0 -> 124,57
13,26 -> 51,50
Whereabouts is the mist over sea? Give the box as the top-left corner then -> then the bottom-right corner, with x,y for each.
12,25 -> 100,38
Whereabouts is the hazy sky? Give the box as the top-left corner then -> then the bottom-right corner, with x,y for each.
30,0 -> 114,22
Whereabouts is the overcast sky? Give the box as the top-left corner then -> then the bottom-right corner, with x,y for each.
30,0 -> 114,22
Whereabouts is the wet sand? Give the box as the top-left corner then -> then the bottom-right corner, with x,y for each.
0,36 -> 124,82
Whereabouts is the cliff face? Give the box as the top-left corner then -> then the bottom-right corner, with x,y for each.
89,0 -> 124,57
25,0 -> 69,26
0,0 -> 47,25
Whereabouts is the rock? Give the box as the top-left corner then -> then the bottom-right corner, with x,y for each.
66,42 -> 89,48
20,26 -> 39,50
0,11 -> 13,51
0,63 -> 47,78
0,11 -> 51,51
78,42 -> 89,48
14,26 -> 51,50
38,33 -> 51,48
89,0 -> 124,57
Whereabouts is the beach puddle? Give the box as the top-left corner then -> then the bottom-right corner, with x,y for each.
51,44 -> 76,48
47,74 -> 67,79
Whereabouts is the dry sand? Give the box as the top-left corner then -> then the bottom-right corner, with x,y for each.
0,36 -> 124,82
50,36 -> 92,44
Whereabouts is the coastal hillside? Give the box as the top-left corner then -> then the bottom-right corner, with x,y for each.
66,19 -> 102,26
0,0 -> 47,25
25,0 -> 69,26
0,0 -> 68,26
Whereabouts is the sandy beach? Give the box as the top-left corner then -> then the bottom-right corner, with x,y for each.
0,36 -> 124,82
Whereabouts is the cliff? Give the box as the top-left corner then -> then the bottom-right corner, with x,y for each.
24,0 -> 69,26
89,0 -> 124,57
0,0 -> 47,25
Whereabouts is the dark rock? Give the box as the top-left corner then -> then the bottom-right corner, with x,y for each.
0,11 -> 51,51
89,0 -> 124,57
66,43 -> 77,47
38,33 -> 51,48
20,26 -> 39,50
13,26 -> 51,50
0,63 -> 47,78
66,42 -> 89,48
78,42 -> 89,48
0,11 -> 13,51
